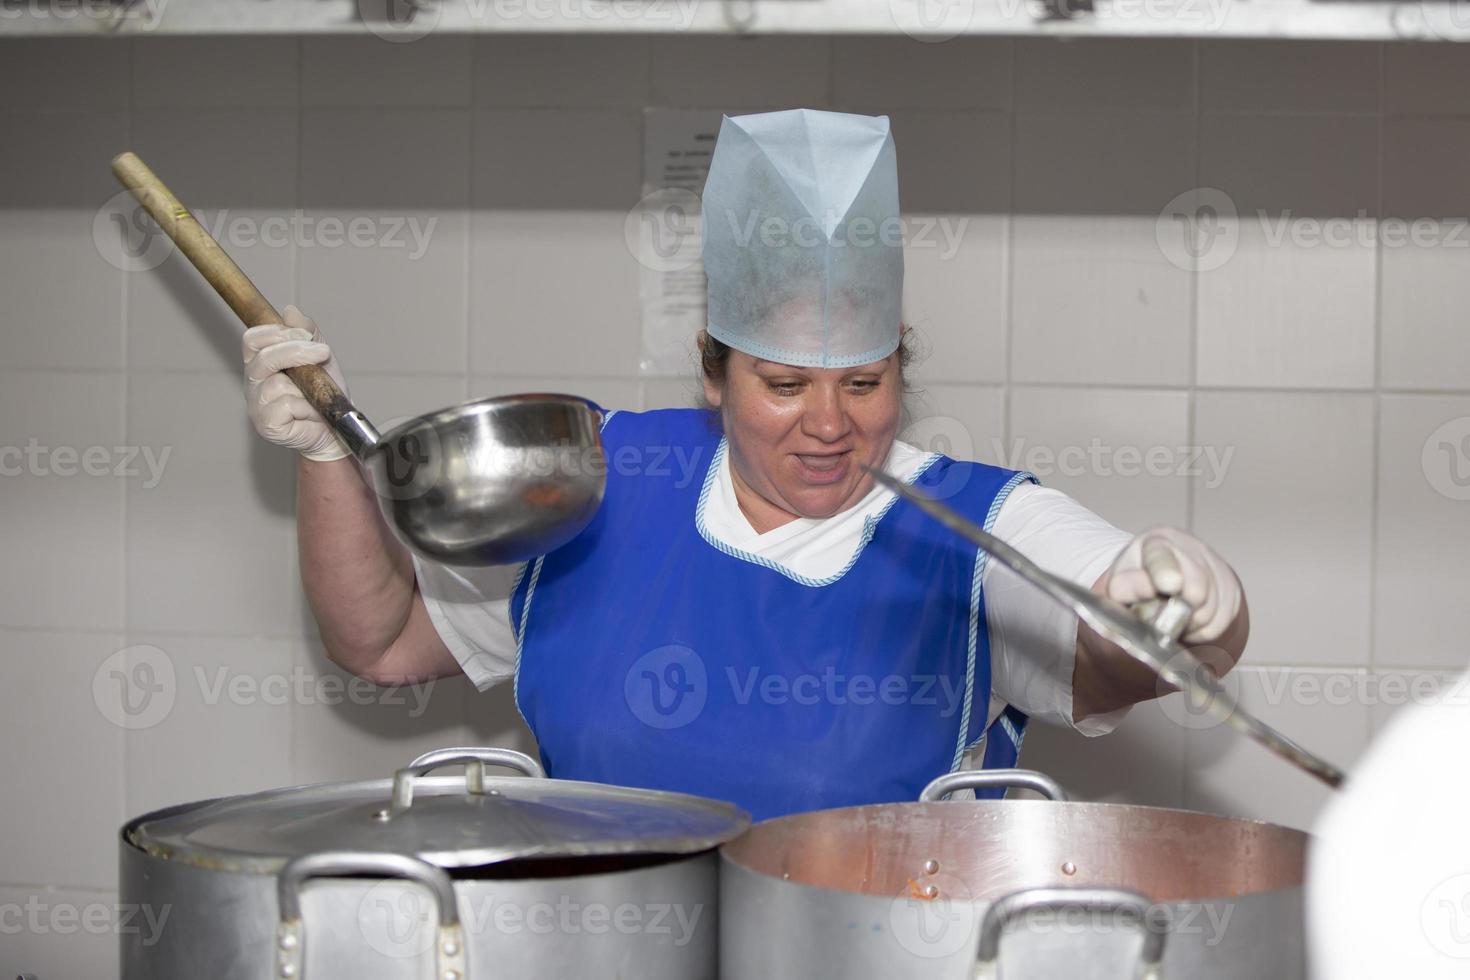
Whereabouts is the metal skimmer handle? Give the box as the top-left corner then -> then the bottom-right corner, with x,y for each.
919,769 -> 1069,802
391,747 -> 546,816
276,851 -> 468,980
974,887 -> 1166,980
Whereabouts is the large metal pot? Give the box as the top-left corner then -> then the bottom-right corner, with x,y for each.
120,747 -> 749,979
721,770 -> 1308,979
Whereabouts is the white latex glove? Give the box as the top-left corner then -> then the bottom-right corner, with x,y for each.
1099,526 -> 1242,644
242,305 -> 351,463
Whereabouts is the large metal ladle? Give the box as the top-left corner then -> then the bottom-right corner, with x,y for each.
111,152 -> 606,566
867,467 -> 1347,790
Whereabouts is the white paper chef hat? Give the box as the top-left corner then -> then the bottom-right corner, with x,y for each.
701,108 -> 903,369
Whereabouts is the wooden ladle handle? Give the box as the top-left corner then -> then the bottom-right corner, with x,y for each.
109,151 -> 364,447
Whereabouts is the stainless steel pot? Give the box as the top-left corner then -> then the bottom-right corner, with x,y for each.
120,747 -> 749,979
720,770 -> 1308,979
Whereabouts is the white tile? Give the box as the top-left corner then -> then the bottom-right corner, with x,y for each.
0,372 -> 124,630
1195,114 -> 1379,389
900,384 -> 1005,467
1008,386 -> 1191,533
648,36 -> 829,108
903,214 -> 1007,384
1200,114 -> 1378,218
1184,666 -> 1370,830
302,35 -> 472,105
122,634 -> 294,817
1020,698 -> 1186,808
1380,235 -> 1470,390
475,35 -> 649,107
469,210 -> 641,377
832,37 -> 1011,110
1011,216 -> 1193,385
473,108 -> 639,209
0,631 -> 125,890
1382,116 -> 1470,218
0,884 -> 119,980
299,109 -> 470,373
125,373 -> 296,635
1015,38 -> 1195,113
1192,392 -> 1375,668
642,377 -> 703,410
1010,112 -> 1194,386
467,376 -> 640,413
127,108 -> 298,372
1015,111 -> 1195,216
1380,118 -> 1470,389
1375,396 -> 1470,670
1195,221 -> 1376,389
0,38 -> 130,109
890,110 -> 1010,215
1200,41 -> 1380,115
301,108 -> 471,209
1385,43 -> 1470,115
0,111 -> 128,370
290,639 -> 471,785
1363,669 -> 1469,736
0,110 -> 131,207
297,209 -> 467,374
133,36 -> 299,107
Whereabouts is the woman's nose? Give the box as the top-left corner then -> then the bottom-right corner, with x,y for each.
801,388 -> 851,442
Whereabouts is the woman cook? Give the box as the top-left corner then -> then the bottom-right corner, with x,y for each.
241,108 -> 1249,821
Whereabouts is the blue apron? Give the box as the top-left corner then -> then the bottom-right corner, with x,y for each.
511,407 -> 1036,821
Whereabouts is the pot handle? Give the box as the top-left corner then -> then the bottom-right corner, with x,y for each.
276,851 -> 468,980
919,769 -> 1069,803
392,747 -> 546,815
973,886 -> 1166,980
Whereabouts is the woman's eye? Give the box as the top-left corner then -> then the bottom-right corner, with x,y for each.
845,379 -> 880,393
768,382 -> 803,395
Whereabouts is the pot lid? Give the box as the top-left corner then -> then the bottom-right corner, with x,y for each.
127,747 -> 749,875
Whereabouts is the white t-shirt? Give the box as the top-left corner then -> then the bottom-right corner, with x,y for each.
413,436 -> 1134,736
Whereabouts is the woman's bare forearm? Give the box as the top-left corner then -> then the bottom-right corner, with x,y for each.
1072,575 -> 1251,723
296,455 -> 418,674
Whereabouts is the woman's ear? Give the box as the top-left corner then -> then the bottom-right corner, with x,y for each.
697,333 -> 723,408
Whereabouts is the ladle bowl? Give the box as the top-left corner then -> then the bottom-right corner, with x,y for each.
363,393 -> 605,565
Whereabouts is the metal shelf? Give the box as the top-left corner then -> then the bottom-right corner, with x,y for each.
2,0 -> 1469,41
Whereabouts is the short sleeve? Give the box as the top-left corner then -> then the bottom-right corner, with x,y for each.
983,482 -> 1133,736
411,556 -> 520,691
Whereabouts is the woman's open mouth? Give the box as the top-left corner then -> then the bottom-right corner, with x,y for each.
792,451 -> 851,486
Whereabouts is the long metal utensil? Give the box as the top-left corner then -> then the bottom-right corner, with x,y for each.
867,467 -> 1346,790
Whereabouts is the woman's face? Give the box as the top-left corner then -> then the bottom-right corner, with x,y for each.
703,345 -> 903,531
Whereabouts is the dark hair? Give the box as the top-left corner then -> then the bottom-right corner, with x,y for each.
698,328 -> 917,387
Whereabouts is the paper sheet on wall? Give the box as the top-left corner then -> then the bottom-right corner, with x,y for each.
634,108 -> 723,376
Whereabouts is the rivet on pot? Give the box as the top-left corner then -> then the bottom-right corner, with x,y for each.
443,938 -> 460,956
1061,861 -> 1077,876
278,933 -> 298,950
921,884 -> 939,900
279,964 -> 297,978
922,859 -> 940,875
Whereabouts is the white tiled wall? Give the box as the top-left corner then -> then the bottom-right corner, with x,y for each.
3,33 -> 1469,978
